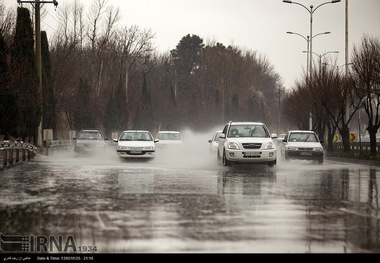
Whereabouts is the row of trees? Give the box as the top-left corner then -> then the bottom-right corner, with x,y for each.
282,35 -> 380,156
0,0 -> 283,142
0,6 -> 55,144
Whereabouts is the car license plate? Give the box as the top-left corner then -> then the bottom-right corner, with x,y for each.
244,152 -> 260,157
131,151 -> 142,154
301,152 -> 312,156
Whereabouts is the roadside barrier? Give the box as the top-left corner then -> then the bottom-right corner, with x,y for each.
0,141 -> 38,169
334,142 -> 380,152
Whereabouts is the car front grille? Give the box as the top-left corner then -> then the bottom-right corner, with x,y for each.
298,148 -> 313,151
242,143 -> 262,149
126,151 -> 146,155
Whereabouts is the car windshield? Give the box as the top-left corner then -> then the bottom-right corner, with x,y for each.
288,133 -> 319,142
78,132 -> 103,140
120,132 -> 153,141
227,125 -> 269,138
157,133 -> 181,140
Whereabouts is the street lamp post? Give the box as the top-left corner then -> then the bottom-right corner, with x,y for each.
287,31 -> 331,78
304,50 -> 339,70
283,0 -> 340,74
283,0 -> 340,130
286,32 -> 310,79
287,31 -> 332,130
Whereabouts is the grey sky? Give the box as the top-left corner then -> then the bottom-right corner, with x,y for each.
7,0 -> 380,89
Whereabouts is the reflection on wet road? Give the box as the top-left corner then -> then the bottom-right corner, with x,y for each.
0,144 -> 379,253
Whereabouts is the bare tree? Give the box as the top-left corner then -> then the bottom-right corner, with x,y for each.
87,0 -> 107,51
282,79 -> 312,130
0,0 -> 15,46
115,25 -> 155,128
352,35 -> 380,156
310,62 -> 362,151
87,0 -> 120,96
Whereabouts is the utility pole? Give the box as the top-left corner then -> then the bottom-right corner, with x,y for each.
17,0 -> 58,149
345,0 -> 349,123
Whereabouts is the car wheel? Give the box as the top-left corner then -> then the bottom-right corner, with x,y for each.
223,149 -> 230,166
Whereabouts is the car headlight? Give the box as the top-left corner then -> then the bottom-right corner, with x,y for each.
117,146 -> 128,150
285,146 -> 297,151
264,142 -> 275,150
227,142 -> 240,150
144,146 -> 154,150
314,147 -> 323,151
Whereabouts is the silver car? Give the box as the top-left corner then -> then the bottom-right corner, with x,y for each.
74,129 -> 107,155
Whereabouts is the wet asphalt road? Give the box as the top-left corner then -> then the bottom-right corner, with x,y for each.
0,139 -> 380,253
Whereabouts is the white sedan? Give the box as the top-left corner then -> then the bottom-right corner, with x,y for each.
208,130 -> 222,153
114,130 -> 158,159
280,130 -> 324,164
156,131 -> 183,145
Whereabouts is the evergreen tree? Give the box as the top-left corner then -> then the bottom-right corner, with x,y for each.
114,76 -> 129,130
134,73 -> 153,130
41,31 -> 56,133
171,34 -> 204,75
231,94 -> 239,121
104,93 -> 119,136
73,78 -> 96,130
10,7 -> 39,143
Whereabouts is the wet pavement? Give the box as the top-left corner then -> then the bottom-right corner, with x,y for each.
0,139 -> 379,253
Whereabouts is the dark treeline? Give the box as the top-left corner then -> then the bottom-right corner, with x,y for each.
0,0 -> 283,142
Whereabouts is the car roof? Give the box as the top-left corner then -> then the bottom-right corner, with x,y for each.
229,122 -> 264,125
288,130 -> 316,133
122,130 -> 151,133
80,129 -> 102,133
157,131 -> 181,133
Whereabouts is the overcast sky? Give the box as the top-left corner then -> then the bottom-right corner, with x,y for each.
7,0 -> 380,89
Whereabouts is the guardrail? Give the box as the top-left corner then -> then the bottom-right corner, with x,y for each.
0,141 -> 38,169
334,142 -> 380,152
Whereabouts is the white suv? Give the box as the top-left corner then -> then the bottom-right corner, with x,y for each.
217,122 -> 277,167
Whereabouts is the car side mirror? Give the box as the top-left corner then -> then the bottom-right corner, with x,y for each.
113,139 -> 118,142
271,133 -> 277,139
154,139 -> 159,143
208,140 -> 212,143
219,134 -> 226,139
